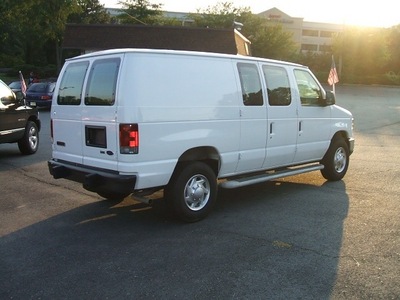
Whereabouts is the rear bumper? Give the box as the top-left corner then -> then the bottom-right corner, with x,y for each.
28,100 -> 52,108
48,159 -> 137,195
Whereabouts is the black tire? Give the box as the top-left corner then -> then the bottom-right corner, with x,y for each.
97,192 -> 130,200
18,121 -> 39,155
165,162 -> 217,222
321,138 -> 349,181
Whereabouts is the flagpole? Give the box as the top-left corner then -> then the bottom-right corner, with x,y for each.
19,71 -> 27,98
332,55 -> 335,94
328,55 -> 339,93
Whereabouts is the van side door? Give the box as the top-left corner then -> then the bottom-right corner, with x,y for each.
261,65 -> 298,169
81,57 -> 121,170
52,61 -> 89,164
293,69 -> 332,163
235,62 -> 267,173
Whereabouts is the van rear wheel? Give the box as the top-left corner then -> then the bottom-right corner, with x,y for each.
165,162 -> 217,222
321,138 -> 349,181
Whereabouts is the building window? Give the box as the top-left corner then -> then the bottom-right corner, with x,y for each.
302,29 -> 318,37
301,44 -> 318,51
320,30 -> 335,38
319,44 -> 332,52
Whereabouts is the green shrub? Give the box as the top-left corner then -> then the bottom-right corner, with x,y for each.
385,71 -> 400,85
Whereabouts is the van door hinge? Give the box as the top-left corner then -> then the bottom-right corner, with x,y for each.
238,153 -> 242,160
239,109 -> 242,117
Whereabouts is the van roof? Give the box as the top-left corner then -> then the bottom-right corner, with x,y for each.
67,48 -> 305,68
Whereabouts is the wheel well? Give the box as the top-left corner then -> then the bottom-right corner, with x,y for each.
332,131 -> 349,147
176,146 -> 220,176
28,116 -> 41,131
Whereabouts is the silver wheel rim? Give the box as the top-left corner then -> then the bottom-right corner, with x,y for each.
334,147 -> 346,173
183,174 -> 210,211
28,126 -> 38,150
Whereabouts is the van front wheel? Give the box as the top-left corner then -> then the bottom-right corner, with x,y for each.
321,138 -> 349,181
165,162 -> 217,222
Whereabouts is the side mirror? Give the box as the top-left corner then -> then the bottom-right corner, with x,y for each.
15,91 -> 24,101
323,90 -> 336,106
14,91 -> 27,106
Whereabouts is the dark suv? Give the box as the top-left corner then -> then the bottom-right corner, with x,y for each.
0,79 -> 41,154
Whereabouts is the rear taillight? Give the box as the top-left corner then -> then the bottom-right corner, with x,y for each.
41,95 -> 52,100
119,124 -> 139,154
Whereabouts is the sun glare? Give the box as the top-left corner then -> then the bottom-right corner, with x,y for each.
100,0 -> 399,28
338,2 -> 399,27
273,0 -> 399,28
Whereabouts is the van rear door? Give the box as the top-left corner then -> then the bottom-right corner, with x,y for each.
52,61 -> 89,164
81,57 -> 121,170
52,56 -> 122,170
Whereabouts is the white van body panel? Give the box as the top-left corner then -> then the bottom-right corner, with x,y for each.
49,49 -> 354,194
114,53 -> 242,187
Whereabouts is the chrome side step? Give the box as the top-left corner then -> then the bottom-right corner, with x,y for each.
219,164 -> 324,189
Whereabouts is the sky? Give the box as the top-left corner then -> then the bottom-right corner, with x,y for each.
100,0 -> 399,28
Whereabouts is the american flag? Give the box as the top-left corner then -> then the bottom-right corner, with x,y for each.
19,71 -> 27,96
327,56 -> 339,86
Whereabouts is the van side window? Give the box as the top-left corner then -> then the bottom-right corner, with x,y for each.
85,58 -> 120,106
262,65 -> 291,106
57,61 -> 88,105
237,63 -> 263,106
294,69 -> 323,106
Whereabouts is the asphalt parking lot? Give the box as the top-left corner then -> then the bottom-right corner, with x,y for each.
0,85 -> 399,299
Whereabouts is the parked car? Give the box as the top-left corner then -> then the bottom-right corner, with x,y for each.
0,79 -> 41,154
26,81 -> 56,108
8,81 -> 23,93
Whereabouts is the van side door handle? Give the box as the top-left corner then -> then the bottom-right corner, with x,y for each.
269,122 -> 274,139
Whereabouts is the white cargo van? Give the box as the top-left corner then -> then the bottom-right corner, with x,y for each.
48,49 -> 354,222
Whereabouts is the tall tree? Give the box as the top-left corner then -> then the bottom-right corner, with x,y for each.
31,0 -> 80,70
0,0 -> 27,66
68,0 -> 112,24
248,24 -> 297,60
191,2 -> 250,29
332,27 -> 390,83
238,12 -> 297,60
1,0 -> 79,69
117,0 -> 163,25
386,25 -> 400,72
190,2 -> 296,61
